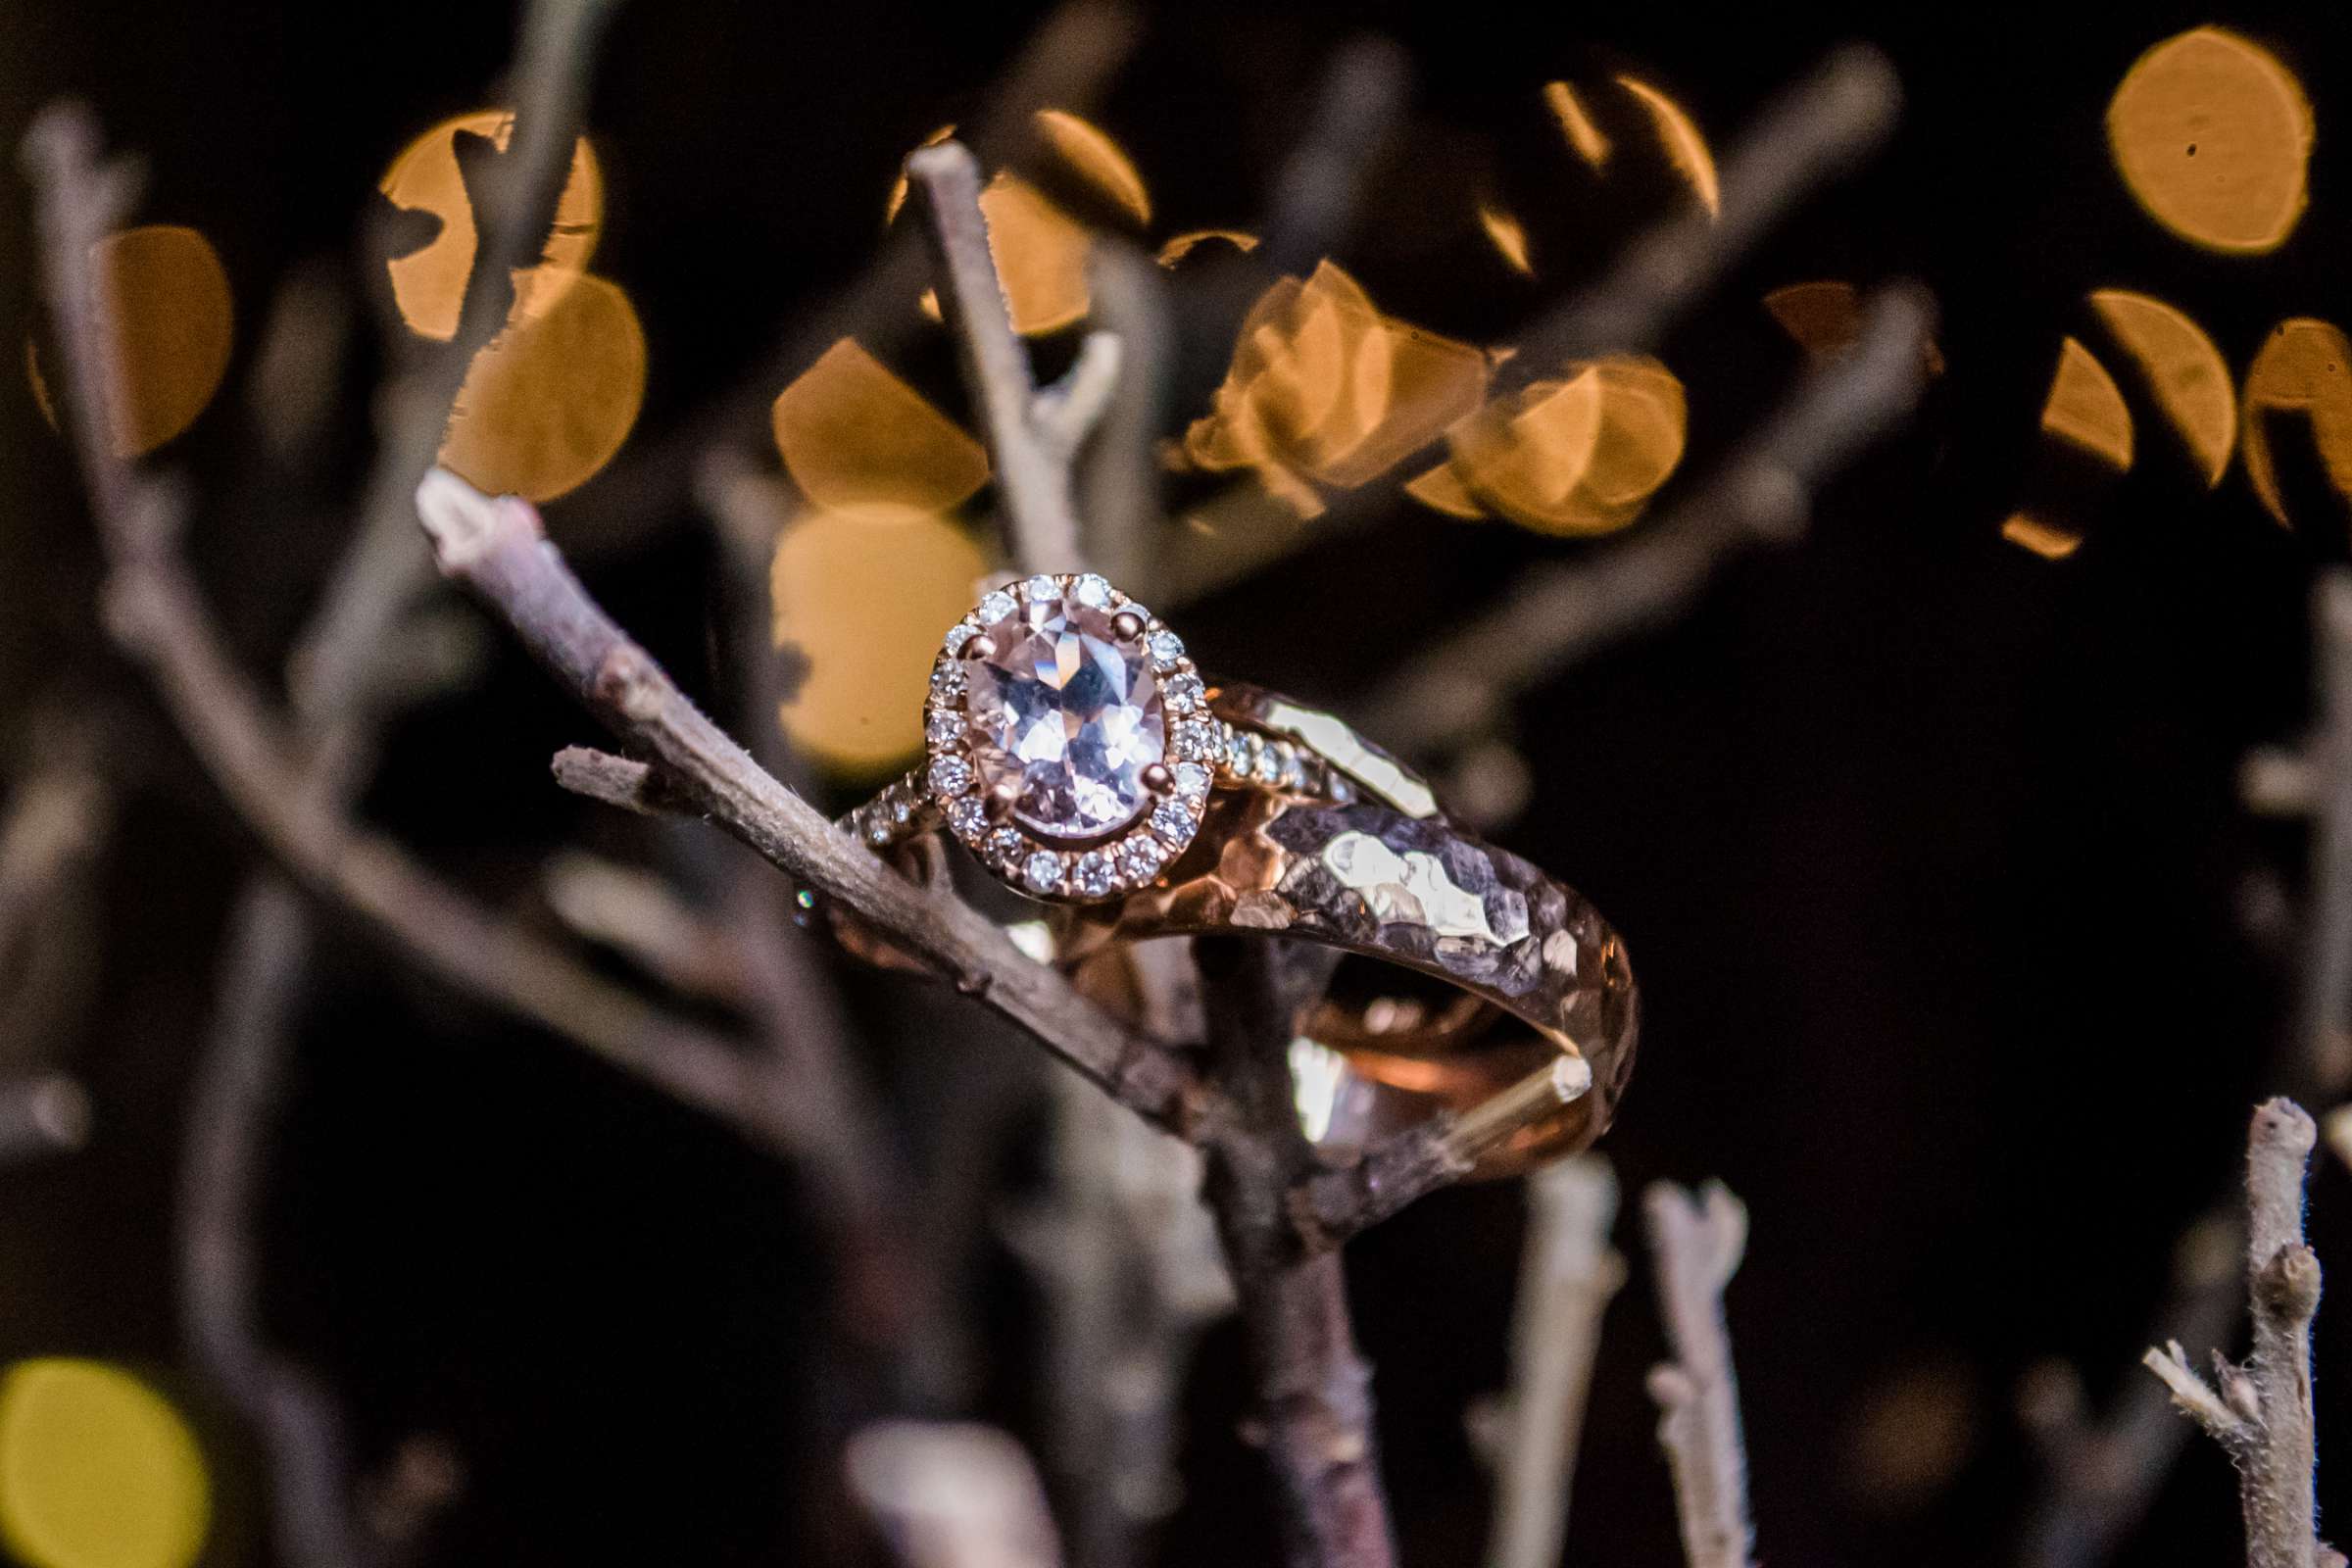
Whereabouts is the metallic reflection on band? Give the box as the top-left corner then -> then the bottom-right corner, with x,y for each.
1059,790 -> 1637,1176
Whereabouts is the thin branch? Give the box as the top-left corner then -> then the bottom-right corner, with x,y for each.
1074,240 -> 1174,584
906,141 -> 1089,572
2142,1100 -> 2327,1568
413,470 -> 1212,1135
1480,1156 -> 1625,1568
1642,1181 -> 1756,1568
2031,573 -> 2352,1568
551,744 -> 696,816
551,0 -> 1144,557
1292,1055 -> 1593,1250
1000,1069 -> 1231,1568
1198,938 -> 1396,1568
542,852 -> 756,1007
2295,574 -> 2352,1087
25,106 -> 822,1159
176,878 -> 375,1568
1156,43 -> 1903,607
287,0 -> 621,723
1361,283 -> 1935,758
1256,35 -> 1413,278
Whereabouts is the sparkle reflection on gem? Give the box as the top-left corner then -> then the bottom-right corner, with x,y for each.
959,589 -> 1167,841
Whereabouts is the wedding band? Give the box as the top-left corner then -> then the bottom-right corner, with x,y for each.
831,571 -> 1639,1174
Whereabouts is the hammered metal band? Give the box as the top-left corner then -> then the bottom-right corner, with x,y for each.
830,675 -> 1639,1178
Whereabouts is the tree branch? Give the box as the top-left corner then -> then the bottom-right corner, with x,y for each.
2143,1099 -> 2328,1568
1198,939 -> 1395,1568
413,470 -> 1211,1134
906,140 -> 1090,572
25,103 -> 825,1162
1361,283 -> 1934,759
1480,1156 -> 1625,1568
1642,1181 -> 1756,1568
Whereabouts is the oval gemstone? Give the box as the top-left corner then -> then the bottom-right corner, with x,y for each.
960,588 -> 1166,840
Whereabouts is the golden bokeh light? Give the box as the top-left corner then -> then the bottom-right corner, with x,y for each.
2088,288 -> 2234,486
378,109 -> 604,342
2107,27 -> 2311,254
0,1359 -> 209,1568
1034,109 -> 1152,226
1428,356 -> 1688,536
1544,81 -> 1612,169
2240,317 -> 2352,529
977,173 -> 1091,336
1477,204 -> 1534,275
1763,280 -> 1945,373
25,225 -> 234,458
437,272 -> 645,502
2039,337 -> 2134,470
1615,75 -> 1720,216
1184,262 -> 1489,514
771,338 -> 990,519
884,124 -> 958,225
1157,229 -> 1259,269
2001,514 -> 2084,560
771,510 -> 988,771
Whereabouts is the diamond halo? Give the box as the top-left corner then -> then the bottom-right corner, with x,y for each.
923,573 -> 1210,903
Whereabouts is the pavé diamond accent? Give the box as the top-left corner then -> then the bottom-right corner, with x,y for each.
1022,850 -> 1064,893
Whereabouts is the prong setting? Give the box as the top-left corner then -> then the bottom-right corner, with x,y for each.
920,572 -> 1212,903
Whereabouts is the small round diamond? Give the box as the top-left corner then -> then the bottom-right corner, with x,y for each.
864,816 -> 892,846
947,798 -> 987,838
1116,836 -> 1165,882
1174,761 -> 1211,798
1148,629 -> 1184,666
943,621 -> 978,655
1151,796 -> 1196,841
976,589 -> 1016,623
1022,850 -> 1064,894
1225,729 -> 1251,772
1165,670 -> 1205,713
1071,851 -> 1115,898
1276,749 -> 1306,791
1021,574 -> 1060,603
926,710 -> 961,745
986,827 -> 1024,863
1175,720 -> 1222,761
930,662 -> 964,699
1251,745 -> 1282,785
929,755 -> 974,797
890,794 -> 915,825
1072,574 -> 1113,608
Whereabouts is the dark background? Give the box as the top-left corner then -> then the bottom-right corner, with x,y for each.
6,1 -> 2351,1564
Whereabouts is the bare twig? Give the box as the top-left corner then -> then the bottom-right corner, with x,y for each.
25,106 -> 826,1159
2031,573 -> 2352,1568
550,744 -> 696,816
2295,575 -> 2352,1088
177,878 -> 373,1568
1076,241 -> 1174,584
2142,1100 -> 2328,1568
1256,36 -> 1413,278
413,470 -> 1211,1134
290,0 -> 620,724
1156,44 -> 1904,607
1293,1055 -> 1594,1250
542,852 -> 756,1007
2018,1214 -> 2240,1568
552,0 -> 1144,556
1361,283 -> 1935,758
1000,1070 -> 1231,1568
847,1421 -> 1065,1568
1480,1156 -> 1625,1568
1642,1181 -> 1756,1568
906,141 -> 1095,572
1198,939 -> 1395,1568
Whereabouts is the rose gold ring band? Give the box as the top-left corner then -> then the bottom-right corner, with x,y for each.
825,684 -> 1639,1177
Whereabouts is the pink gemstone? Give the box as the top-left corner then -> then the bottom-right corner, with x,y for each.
961,588 -> 1166,840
